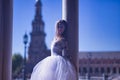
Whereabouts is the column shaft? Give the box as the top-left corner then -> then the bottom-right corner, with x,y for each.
0,0 -> 3,79
62,0 -> 79,79
0,0 -> 13,80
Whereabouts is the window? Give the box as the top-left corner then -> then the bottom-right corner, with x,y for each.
113,67 -> 116,74
101,67 -> 105,73
95,67 -> 99,73
89,67 -> 93,73
107,67 -> 110,74
83,67 -> 87,73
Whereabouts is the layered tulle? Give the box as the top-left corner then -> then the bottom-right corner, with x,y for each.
30,55 -> 76,80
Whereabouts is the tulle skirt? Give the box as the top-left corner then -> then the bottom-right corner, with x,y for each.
30,55 -> 77,80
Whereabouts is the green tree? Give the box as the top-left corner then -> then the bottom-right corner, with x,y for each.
12,53 -> 23,78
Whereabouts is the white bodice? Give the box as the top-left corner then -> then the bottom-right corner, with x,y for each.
51,38 -> 66,56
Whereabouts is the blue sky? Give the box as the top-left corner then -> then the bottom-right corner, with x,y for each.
13,0 -> 120,56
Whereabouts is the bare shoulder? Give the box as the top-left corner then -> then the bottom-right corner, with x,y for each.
61,38 -> 67,42
59,38 -> 67,45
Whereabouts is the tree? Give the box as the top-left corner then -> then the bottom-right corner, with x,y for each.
12,53 -> 23,78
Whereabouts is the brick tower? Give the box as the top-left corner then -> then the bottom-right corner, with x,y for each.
26,0 -> 50,76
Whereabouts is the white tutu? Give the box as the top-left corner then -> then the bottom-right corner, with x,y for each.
30,55 -> 76,80
30,38 -> 77,80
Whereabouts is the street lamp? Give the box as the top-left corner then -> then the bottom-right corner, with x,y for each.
86,52 -> 92,80
23,32 -> 28,80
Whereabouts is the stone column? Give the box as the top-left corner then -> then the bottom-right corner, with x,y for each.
0,0 -> 13,80
62,0 -> 79,79
0,0 -> 3,79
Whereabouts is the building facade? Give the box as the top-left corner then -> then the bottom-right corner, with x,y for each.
79,52 -> 120,79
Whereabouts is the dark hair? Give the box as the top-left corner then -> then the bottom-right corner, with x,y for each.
55,20 -> 68,39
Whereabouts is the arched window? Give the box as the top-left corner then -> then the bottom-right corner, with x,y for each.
113,67 -> 116,74
101,67 -> 105,73
107,67 -> 110,74
89,67 -> 93,73
83,67 -> 87,74
95,67 -> 99,73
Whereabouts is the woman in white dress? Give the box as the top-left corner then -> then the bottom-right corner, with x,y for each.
30,20 -> 77,80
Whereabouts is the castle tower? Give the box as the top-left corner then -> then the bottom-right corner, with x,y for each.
27,0 -> 50,74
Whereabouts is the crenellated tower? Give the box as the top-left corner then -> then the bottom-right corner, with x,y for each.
32,0 -> 44,34
26,0 -> 50,75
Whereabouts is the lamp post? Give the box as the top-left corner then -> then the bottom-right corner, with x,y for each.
23,33 -> 28,80
86,52 -> 92,80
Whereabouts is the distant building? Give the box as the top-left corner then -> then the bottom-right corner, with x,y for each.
79,52 -> 120,78
26,0 -> 50,78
